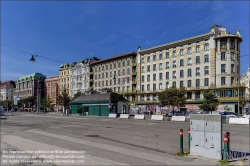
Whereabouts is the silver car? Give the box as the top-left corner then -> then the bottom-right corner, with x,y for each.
221,112 -> 239,118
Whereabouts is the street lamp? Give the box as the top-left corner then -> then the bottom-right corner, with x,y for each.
36,78 -> 42,114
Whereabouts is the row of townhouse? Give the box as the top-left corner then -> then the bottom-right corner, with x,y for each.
1,25 -> 248,114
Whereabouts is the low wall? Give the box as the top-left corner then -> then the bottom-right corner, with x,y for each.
119,114 -> 130,119
151,115 -> 164,121
229,118 -> 249,125
134,114 -> 145,120
108,114 -> 117,118
171,116 -> 186,122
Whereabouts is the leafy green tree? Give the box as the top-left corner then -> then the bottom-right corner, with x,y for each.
40,96 -> 53,111
57,89 -> 71,110
23,96 -> 37,107
0,100 -> 14,110
71,91 -> 83,101
158,86 -> 187,111
199,90 -> 219,114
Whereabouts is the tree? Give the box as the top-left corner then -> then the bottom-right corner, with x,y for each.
40,96 -> 53,111
199,90 -> 219,114
158,86 -> 187,111
23,96 -> 37,107
71,91 -> 83,101
57,89 -> 71,110
0,100 -> 14,110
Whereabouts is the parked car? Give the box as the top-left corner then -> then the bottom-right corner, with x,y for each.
221,112 -> 238,118
166,111 -> 173,117
243,113 -> 250,118
142,111 -> 153,115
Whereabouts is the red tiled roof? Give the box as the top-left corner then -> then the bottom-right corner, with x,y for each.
90,52 -> 136,65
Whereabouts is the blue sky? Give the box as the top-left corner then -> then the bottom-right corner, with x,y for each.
1,1 -> 249,81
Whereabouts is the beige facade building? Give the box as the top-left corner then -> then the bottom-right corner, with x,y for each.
58,63 -> 70,94
45,76 -> 59,108
137,25 -> 245,113
240,67 -> 250,101
0,80 -> 16,101
90,52 -> 137,103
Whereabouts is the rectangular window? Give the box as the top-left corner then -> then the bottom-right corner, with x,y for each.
114,63 -> 116,69
153,74 -> 156,81
204,66 -> 209,74
153,55 -> 156,61
166,62 -> 169,68
110,79 -> 112,85
173,50 -> 176,57
180,81 -> 184,87
221,52 -> 226,60
188,69 -> 192,77
141,66 -> 144,73
204,54 -> 209,62
118,62 -> 121,68
196,67 -> 200,75
147,94 -> 150,101
204,43 -> 209,51
188,47 -> 192,54
196,56 -> 200,64
221,77 -> 226,85
142,76 -> 144,82
141,95 -> 144,101
141,85 -> 144,91
172,71 -> 176,78
147,65 -> 150,72
221,64 -> 226,73
147,56 -> 150,62
110,64 -> 112,69
127,68 -> 130,74
153,84 -> 156,90
231,52 -> 235,60
166,52 -> 169,59
159,54 -> 163,60
196,79 -> 200,87
188,80 -> 191,87
172,81 -> 176,87
187,92 -> 192,99
166,82 -> 169,89
127,60 -> 130,66
123,61 -> 125,67
159,83 -> 162,90
147,75 -> 150,82
159,63 -> 162,70
195,92 -> 200,99
141,57 -> 144,63
173,60 -> 176,67
159,73 -> 162,80
153,64 -> 156,71
196,45 -> 200,53
180,49 -> 184,56
106,80 -> 108,86
231,77 -> 234,84
220,39 -> 227,48
188,58 -> 192,65
118,70 -> 120,76
166,72 -> 169,79
127,77 -> 130,83
204,78 -> 209,86
180,70 -> 184,77
231,64 -> 234,73
180,59 -> 184,66
106,72 -> 108,78
147,84 -> 150,91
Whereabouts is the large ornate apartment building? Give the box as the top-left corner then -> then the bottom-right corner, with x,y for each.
45,76 -> 59,107
15,73 -> 46,100
0,80 -> 16,101
136,25 -> 245,113
90,52 -> 137,103
69,57 -> 99,97
58,63 -> 70,94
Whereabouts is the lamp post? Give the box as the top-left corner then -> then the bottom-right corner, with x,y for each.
36,79 -> 42,114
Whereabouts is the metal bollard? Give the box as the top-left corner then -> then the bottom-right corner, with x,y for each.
226,132 -> 230,159
188,128 -> 190,151
180,129 -> 183,154
224,135 -> 228,162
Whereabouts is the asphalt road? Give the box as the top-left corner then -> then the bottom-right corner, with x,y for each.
0,112 -> 249,166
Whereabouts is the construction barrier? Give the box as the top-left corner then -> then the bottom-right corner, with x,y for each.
229,118 -> 250,125
171,116 -> 186,122
108,114 -> 117,118
134,114 -> 145,120
151,115 -> 164,121
119,114 -> 130,119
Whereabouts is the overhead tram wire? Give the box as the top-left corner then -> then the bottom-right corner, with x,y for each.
1,44 -> 64,63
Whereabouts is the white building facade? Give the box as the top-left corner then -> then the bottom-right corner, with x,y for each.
240,67 -> 250,101
70,57 -> 99,97
0,81 -> 16,101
